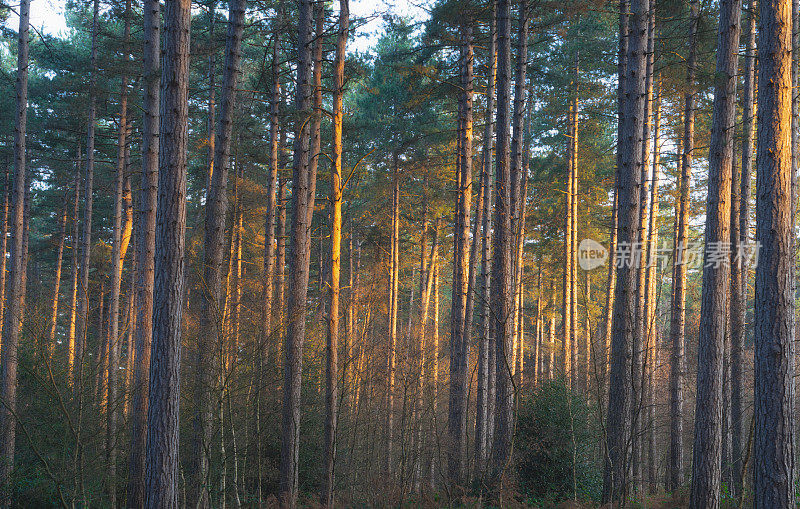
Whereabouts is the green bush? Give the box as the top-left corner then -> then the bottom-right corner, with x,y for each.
514,379 -> 602,503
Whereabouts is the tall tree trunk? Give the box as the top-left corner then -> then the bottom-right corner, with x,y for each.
261,35 -> 280,364
194,0 -> 246,503
689,0 -> 741,502
413,219 -> 439,492
321,2 -> 348,505
386,158 -> 400,478
549,285 -> 556,380
75,0 -> 100,392
488,0 -> 515,494
205,0 -> 216,190
753,0 -> 796,504
448,23 -> 473,489
513,175 -> 529,386
127,0 -> 159,503
0,0 -> 29,495
67,156 -> 81,376
667,0 -> 698,491
729,0 -> 755,495
632,7 -> 655,490
564,51 -> 579,390
602,0 -> 650,500
474,7 -> 496,480
0,165 -> 9,350
279,0 -> 319,503
143,0 -> 190,504
643,78 -> 661,493
604,0 -> 628,400
48,203 -> 68,357
107,3 -> 131,503
509,1 -> 529,392
277,177 -> 287,327
429,263 -> 441,488
534,261 -> 542,386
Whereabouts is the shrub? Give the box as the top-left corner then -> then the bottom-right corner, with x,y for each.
514,379 -> 602,503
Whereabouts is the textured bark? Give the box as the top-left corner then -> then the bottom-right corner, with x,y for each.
729,0 -> 756,495
143,0 -> 189,504
604,0 -> 628,397
0,0 -> 29,495
667,0 -> 697,491
321,2 -> 348,505
279,0 -> 318,503
193,0 -> 246,503
753,0 -> 796,504
474,9 -> 495,480
602,0 -> 649,500
448,24 -> 473,489
488,0 -> 515,494
688,0 -> 740,503
127,0 -> 159,504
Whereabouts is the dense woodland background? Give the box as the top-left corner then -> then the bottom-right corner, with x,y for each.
0,0 -> 796,506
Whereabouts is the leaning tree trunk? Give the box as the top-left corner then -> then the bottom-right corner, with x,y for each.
193,0 -> 246,504
0,0 -> 30,496
143,0 -> 189,505
667,0 -> 697,491
689,0 -> 741,503
602,0 -> 649,501
753,0 -> 796,504
127,0 -> 159,504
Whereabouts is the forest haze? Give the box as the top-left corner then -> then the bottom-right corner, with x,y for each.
0,0 -> 795,507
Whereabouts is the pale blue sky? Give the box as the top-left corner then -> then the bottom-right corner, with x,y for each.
3,0 -> 431,54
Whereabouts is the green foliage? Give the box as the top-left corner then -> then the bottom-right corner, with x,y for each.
515,380 -> 602,504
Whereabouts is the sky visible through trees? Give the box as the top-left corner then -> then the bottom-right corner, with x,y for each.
0,0 -> 798,507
